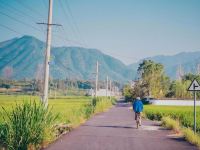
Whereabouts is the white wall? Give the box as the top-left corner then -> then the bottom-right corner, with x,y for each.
149,100 -> 200,106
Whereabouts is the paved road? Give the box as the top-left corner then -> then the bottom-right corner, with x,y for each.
45,101 -> 198,150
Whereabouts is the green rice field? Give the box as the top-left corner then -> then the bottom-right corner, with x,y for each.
144,105 -> 200,133
0,95 -> 92,124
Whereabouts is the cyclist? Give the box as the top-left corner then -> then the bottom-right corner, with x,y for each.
133,97 -> 143,128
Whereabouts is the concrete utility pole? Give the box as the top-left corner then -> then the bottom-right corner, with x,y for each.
109,80 -> 112,98
95,61 -> 99,97
42,0 -> 53,108
176,64 -> 184,81
106,76 -> 108,97
38,0 -> 61,107
197,64 -> 200,74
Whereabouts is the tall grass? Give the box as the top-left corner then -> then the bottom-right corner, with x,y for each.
64,97 -> 115,127
182,128 -> 200,148
92,97 -> 114,113
144,105 -> 200,132
144,105 -> 200,148
0,96 -> 116,149
162,116 -> 180,133
0,101 -> 58,150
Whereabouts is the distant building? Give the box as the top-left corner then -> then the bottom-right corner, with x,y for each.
86,88 -> 120,96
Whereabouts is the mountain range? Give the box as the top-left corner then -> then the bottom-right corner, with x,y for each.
129,51 -> 200,79
0,35 -> 199,82
0,35 -> 136,82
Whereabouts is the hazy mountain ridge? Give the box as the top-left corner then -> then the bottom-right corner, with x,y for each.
129,51 -> 200,79
0,35 -> 199,81
0,35 -> 136,82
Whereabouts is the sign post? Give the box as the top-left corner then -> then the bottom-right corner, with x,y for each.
187,79 -> 200,133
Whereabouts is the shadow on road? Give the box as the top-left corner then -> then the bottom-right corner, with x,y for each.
116,101 -> 131,107
83,124 -> 137,129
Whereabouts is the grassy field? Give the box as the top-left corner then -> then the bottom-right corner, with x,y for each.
144,105 -> 200,133
0,95 -> 91,124
0,95 -> 115,149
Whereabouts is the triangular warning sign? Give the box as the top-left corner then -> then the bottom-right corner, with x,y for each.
188,79 -> 200,91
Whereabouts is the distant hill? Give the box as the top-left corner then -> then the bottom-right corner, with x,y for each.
0,35 -> 199,81
0,35 -> 136,82
128,52 -> 200,79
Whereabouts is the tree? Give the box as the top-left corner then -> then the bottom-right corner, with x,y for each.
123,84 -> 134,101
167,80 -> 192,99
137,60 -> 169,98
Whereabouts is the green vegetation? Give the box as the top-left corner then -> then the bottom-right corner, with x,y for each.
162,116 -> 180,133
0,101 -> 57,150
144,105 -> 200,148
161,116 -> 200,148
0,95 -> 115,149
144,105 -> 200,132
137,60 -> 170,98
182,128 -> 200,147
122,84 -> 134,101
123,60 -> 199,100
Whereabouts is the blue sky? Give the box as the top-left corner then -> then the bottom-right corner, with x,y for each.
0,0 -> 200,64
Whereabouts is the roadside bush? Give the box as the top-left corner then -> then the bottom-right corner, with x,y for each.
144,105 -> 200,148
162,116 -> 180,133
0,101 -> 58,150
93,97 -> 113,113
144,106 -> 200,133
82,103 -> 94,119
63,97 -> 115,129
182,128 -> 200,148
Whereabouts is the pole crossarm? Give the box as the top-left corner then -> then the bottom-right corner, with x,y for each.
37,22 -> 62,26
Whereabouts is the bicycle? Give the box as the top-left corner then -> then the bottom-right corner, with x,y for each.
135,112 -> 141,129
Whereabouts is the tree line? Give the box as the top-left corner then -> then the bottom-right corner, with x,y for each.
123,60 -> 199,101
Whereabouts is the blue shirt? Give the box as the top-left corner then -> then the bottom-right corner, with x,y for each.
133,100 -> 143,113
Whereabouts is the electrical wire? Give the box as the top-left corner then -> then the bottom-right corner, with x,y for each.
0,23 -> 21,35
16,0 -> 46,20
0,1 -> 40,22
0,11 -> 43,33
64,0 -> 87,45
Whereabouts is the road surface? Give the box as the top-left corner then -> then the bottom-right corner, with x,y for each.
45,101 -> 198,150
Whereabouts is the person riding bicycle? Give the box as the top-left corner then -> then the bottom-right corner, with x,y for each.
133,97 -> 143,128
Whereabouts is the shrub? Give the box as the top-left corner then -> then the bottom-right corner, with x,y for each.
82,103 -> 94,119
0,101 -> 58,150
162,116 -> 180,133
182,128 -> 200,148
144,105 -> 200,133
93,97 -> 113,113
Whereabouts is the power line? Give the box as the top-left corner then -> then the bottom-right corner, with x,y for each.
16,0 -> 46,20
0,0 -> 40,22
57,0 -> 80,42
53,31 -> 87,47
42,0 -> 48,9
58,0 -> 86,46
0,11 -> 43,33
64,0 -> 87,45
0,23 -> 21,35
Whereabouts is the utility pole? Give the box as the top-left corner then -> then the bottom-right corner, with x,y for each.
37,0 -> 61,107
95,61 -> 99,97
42,0 -> 53,108
106,76 -> 108,97
110,80 -> 112,98
176,64 -> 184,81
197,64 -> 200,75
